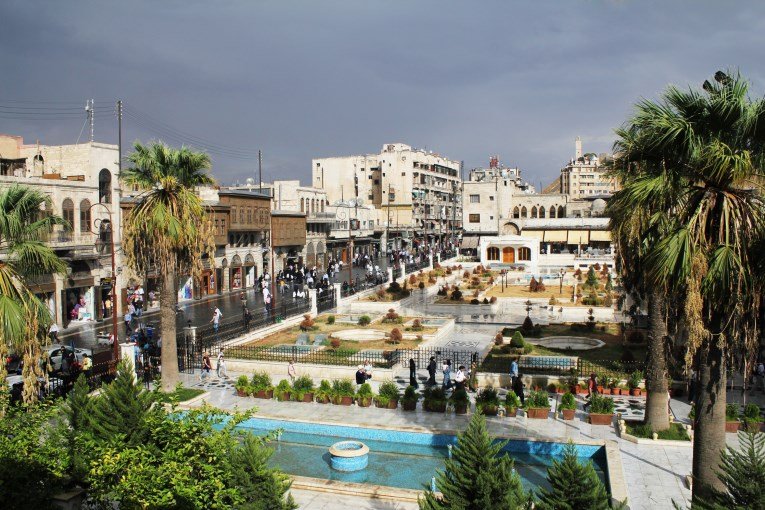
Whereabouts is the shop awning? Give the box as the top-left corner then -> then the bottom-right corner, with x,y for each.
460,236 -> 479,248
522,230 -> 545,240
567,230 -> 590,244
589,230 -> 612,242
543,230 -> 568,242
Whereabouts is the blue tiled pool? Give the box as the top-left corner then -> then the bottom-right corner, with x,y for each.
237,417 -> 607,491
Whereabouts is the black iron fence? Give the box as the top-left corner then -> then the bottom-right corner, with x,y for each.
316,289 -> 336,313
225,345 -> 392,367
438,249 -> 455,262
340,276 -> 387,298
478,355 -> 645,379
405,258 -> 430,274
392,267 -> 402,280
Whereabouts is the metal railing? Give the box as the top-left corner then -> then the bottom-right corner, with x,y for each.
316,289 -> 336,312
405,258 -> 429,274
392,267 -> 402,280
478,355 -> 645,378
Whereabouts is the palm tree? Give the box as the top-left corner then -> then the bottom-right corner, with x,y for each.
121,142 -> 216,391
0,185 -> 67,408
611,71 -> 765,500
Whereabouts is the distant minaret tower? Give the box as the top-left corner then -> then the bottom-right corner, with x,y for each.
575,136 -> 583,160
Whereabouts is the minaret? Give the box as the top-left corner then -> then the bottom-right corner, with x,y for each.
575,136 -> 582,160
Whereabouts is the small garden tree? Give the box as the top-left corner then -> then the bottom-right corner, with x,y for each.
388,328 -> 403,345
535,443 -> 611,510
585,266 -> 599,288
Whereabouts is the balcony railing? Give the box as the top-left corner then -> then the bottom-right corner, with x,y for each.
48,231 -> 97,247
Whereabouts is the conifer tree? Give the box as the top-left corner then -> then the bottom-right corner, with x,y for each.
686,432 -> 765,510
586,266 -> 599,288
536,443 -> 611,510
227,434 -> 297,510
420,413 -> 529,510
63,374 -> 93,483
88,359 -> 157,445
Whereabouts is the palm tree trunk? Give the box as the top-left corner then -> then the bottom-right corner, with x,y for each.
692,335 -> 726,501
644,289 -> 669,430
159,273 -> 179,392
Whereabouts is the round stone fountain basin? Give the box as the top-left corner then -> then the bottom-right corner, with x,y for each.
329,441 -> 369,471
330,329 -> 386,342
531,336 -> 605,350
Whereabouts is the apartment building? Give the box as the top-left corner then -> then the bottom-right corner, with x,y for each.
558,137 -> 618,197
312,143 -> 462,252
0,134 -> 122,328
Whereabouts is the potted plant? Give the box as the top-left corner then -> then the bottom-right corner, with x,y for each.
725,403 -> 740,433
628,371 -> 643,396
423,386 -> 447,413
606,377 -> 618,395
525,390 -> 550,419
505,391 -> 521,417
475,386 -> 500,416
375,380 -> 400,409
250,371 -> 274,399
567,371 -> 581,395
559,392 -> 577,420
292,375 -> 314,403
235,375 -> 250,397
314,380 -> 332,404
356,382 -> 374,407
332,378 -> 356,405
588,394 -> 615,425
449,387 -> 470,415
742,403 -> 763,433
595,373 -> 605,394
275,379 -> 292,402
402,385 -> 418,411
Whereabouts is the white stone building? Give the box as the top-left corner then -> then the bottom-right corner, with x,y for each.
478,235 -> 540,273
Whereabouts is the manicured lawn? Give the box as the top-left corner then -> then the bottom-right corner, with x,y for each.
486,284 -> 577,303
158,387 -> 206,403
626,422 -> 690,441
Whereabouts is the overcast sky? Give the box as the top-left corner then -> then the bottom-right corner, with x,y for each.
1,1 -> 763,187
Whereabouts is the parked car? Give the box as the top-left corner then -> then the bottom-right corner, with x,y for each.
6,374 -> 65,403
46,344 -> 92,371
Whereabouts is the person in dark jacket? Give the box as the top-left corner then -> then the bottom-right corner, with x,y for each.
427,357 -> 437,386
409,358 -> 418,387
355,365 -> 367,385
512,372 -> 525,407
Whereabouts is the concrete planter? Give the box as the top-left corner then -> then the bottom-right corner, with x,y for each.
589,413 -> 614,426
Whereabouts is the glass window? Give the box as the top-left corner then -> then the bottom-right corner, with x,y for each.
487,247 -> 500,260
469,195 -> 480,203
79,199 -> 91,233
62,199 -> 74,231
518,247 -> 531,261
469,214 -> 480,223
98,169 -> 112,203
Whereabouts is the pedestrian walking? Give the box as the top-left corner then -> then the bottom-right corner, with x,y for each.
427,356 -> 437,385
81,353 -> 92,380
48,323 -> 59,343
211,307 -> 222,334
201,352 -> 212,381
142,358 -> 153,390
243,307 -> 252,331
409,358 -> 418,388
512,372 -> 525,407
124,310 -> 133,336
216,348 -> 227,378
264,292 -> 272,319
288,359 -> 297,383
442,359 -> 452,390
454,365 -> 466,392
510,357 -> 519,386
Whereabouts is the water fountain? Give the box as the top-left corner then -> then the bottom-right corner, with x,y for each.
329,440 -> 369,472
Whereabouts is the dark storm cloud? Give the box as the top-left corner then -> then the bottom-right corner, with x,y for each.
1,0 -> 763,186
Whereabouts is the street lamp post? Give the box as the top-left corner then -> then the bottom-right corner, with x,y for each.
559,269 -> 565,294
89,202 -> 119,362
334,199 -> 362,294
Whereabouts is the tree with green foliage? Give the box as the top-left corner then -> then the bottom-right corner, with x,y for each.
536,443 -> 611,510
62,374 -> 93,484
0,185 -> 67,407
87,359 -> 160,445
585,266 -> 599,288
683,432 -> 765,510
420,413 -> 529,510
609,70 -> 765,500
121,142 -> 216,391
227,434 -> 298,510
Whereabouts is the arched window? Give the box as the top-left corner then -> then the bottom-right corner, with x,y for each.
549,206 -> 557,218
321,200 -> 325,212
539,206 -> 546,218
300,198 -> 305,212
513,206 -> 520,219
518,247 -> 531,261
557,205 -> 565,218
62,199 -> 75,232
231,206 -> 237,224
531,206 -> 538,218
521,206 -> 528,218
79,199 -> 91,233
487,247 -> 500,261
98,169 -> 112,203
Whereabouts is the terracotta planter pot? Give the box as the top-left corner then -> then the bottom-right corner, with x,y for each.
608,388 -> 617,395
253,389 -> 273,399
236,388 -> 248,397
357,397 -> 372,407
316,395 -> 330,404
527,407 -> 549,419
298,393 -> 314,403
334,396 -> 354,406
480,405 -> 498,416
454,403 -> 468,415
589,413 -> 614,426
426,401 -> 447,413
572,386 -> 581,395
402,400 -> 417,411
374,399 -> 398,409
596,386 -> 604,394
277,392 -> 292,402
726,421 -> 740,433
506,407 -> 517,417
629,388 -> 642,396
561,408 -> 576,420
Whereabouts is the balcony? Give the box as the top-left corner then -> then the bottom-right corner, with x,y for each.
306,211 -> 336,223
48,232 -> 99,259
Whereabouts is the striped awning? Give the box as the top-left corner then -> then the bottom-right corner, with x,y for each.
543,230 -> 568,242
589,230 -> 612,242
567,230 -> 590,244
521,230 -> 545,240
461,236 -> 479,248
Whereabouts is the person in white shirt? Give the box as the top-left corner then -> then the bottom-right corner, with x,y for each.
211,307 -> 222,333
216,348 -> 227,378
454,365 -> 467,391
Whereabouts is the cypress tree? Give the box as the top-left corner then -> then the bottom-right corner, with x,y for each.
687,432 -> 765,510
63,374 -> 93,483
420,413 -> 529,510
227,434 -> 297,510
88,359 -> 157,445
536,443 -> 611,510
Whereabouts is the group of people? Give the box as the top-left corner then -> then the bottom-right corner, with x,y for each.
200,348 -> 227,380
355,360 -> 374,384
418,357 -> 477,393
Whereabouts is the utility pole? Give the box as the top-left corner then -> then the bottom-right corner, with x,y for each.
384,184 -> 392,255
86,99 -> 95,142
258,150 -> 262,191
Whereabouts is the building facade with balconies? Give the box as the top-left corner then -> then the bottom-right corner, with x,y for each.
0,134 -> 122,328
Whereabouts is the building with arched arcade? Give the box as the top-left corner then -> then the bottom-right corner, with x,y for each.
478,235 -> 540,273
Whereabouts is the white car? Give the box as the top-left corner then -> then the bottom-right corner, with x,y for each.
46,344 -> 92,371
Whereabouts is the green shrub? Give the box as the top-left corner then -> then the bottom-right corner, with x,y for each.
525,390 -> 550,409
505,390 -> 521,410
235,375 -> 250,393
627,370 -> 642,390
626,422 -> 690,441
449,387 -> 470,408
357,315 -> 371,326
356,382 -> 374,398
559,392 -> 577,410
332,378 -> 356,397
326,315 -> 335,325
275,379 -> 292,400
292,375 -> 314,399
510,331 -> 525,348
378,380 -> 400,402
726,403 -> 740,422
589,394 -> 614,414
475,386 -> 500,413
523,343 -> 533,354
314,380 -> 332,400
743,403 -> 761,421
402,385 -> 419,404
423,386 -> 447,407
250,371 -> 273,393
